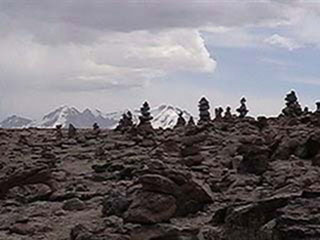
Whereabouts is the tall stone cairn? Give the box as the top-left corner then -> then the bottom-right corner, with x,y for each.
198,97 -> 211,124
282,90 -> 302,117
236,97 -> 249,118
139,102 -> 153,124
138,102 -> 154,134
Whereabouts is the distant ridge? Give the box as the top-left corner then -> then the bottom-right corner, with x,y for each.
0,104 -> 192,129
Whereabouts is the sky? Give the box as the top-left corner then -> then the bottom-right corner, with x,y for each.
1,0 -> 320,120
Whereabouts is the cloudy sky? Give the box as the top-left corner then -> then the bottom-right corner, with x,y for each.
1,0 -> 320,120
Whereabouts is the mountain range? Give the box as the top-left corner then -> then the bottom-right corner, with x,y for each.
0,104 -> 192,129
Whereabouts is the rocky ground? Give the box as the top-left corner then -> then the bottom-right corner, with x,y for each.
1,113 -> 320,240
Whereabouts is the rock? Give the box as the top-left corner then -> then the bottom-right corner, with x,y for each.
62,198 -> 86,211
10,223 -> 35,235
183,155 -> 204,167
237,140 -> 270,175
198,97 -> 211,124
137,172 -> 213,217
116,111 -> 134,132
139,174 -> 179,195
70,224 -> 93,240
68,124 -> 77,138
174,112 -> 186,128
214,107 -> 223,121
236,97 -> 249,118
212,196 -> 291,240
282,90 -> 302,117
138,102 -> 153,126
124,191 -> 177,224
130,225 -> 200,240
102,191 -> 131,217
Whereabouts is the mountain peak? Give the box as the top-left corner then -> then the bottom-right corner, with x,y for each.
0,104 -> 193,129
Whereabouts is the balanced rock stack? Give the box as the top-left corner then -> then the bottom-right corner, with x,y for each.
68,124 -> 77,138
55,124 -> 63,139
316,102 -> 320,113
198,97 -> 211,124
174,112 -> 186,128
236,97 -> 249,118
187,116 -> 195,128
137,102 -> 154,134
214,107 -> 223,121
116,111 -> 134,132
282,90 -> 302,117
224,106 -> 233,120
92,123 -> 100,136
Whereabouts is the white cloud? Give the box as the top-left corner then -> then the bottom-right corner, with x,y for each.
264,34 -> 302,50
0,29 -> 216,93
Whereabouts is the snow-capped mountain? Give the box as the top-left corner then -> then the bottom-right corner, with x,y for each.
106,104 -> 192,129
0,104 -> 193,129
34,105 -> 117,128
0,115 -> 33,128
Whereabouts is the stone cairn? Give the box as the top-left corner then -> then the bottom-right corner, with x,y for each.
187,116 -> 195,128
116,111 -> 134,132
55,124 -> 63,139
214,107 -> 223,121
137,102 -> 154,134
224,106 -> 233,120
92,123 -> 100,136
282,90 -> 302,117
198,97 -> 211,124
174,111 -> 186,128
316,102 -> 320,113
236,97 -> 249,118
68,124 -> 77,138
93,123 -> 99,130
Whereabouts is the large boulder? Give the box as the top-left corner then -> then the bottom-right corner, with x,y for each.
124,191 -> 177,224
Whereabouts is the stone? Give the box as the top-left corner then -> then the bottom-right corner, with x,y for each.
68,124 -> 77,138
316,102 -> 320,113
102,191 -> 130,217
139,102 -> 153,124
55,124 -> 63,139
93,123 -> 99,130
137,172 -> 213,217
198,97 -> 211,123
116,111 -> 134,132
282,90 -> 302,117
237,142 -> 269,175
137,102 -> 154,134
224,106 -> 232,119
62,198 -> 86,211
187,116 -> 196,128
215,107 -> 223,120
174,112 -> 186,128
236,97 -> 249,118
139,174 -> 179,195
70,224 -> 93,240
124,191 -> 177,224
